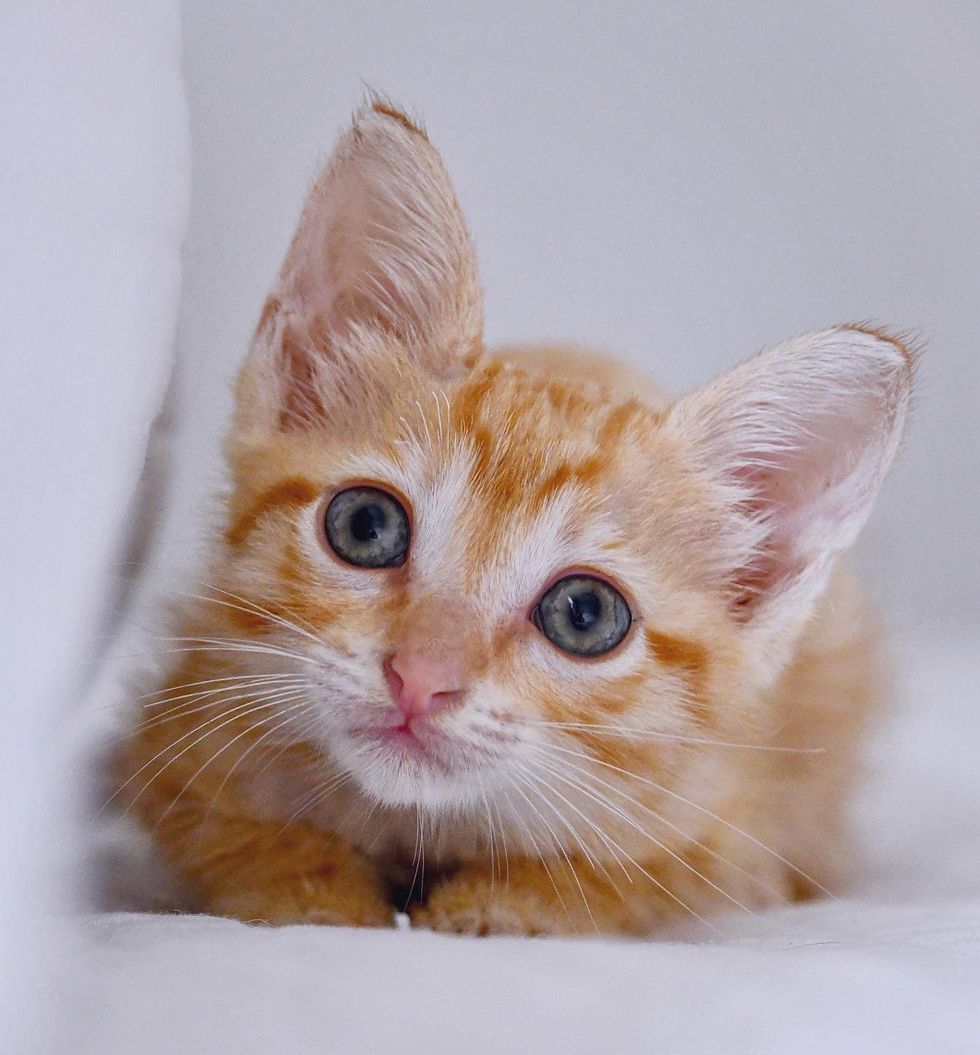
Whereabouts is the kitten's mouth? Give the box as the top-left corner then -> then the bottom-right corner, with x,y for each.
350,711 -> 507,775
353,716 -> 453,765
374,717 -> 443,754
338,712 -> 512,808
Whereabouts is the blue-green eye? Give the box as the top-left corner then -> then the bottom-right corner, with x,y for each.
532,574 -> 632,657
324,486 -> 409,568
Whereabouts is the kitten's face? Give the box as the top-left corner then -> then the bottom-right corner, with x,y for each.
220,361 -> 737,810
209,102 -> 910,820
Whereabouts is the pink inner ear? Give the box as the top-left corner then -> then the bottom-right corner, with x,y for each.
274,322 -> 329,430
726,460 -> 799,616
670,328 -> 914,623
731,399 -> 894,616
285,177 -> 410,341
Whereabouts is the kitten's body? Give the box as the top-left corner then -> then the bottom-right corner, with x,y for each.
118,104 -> 910,936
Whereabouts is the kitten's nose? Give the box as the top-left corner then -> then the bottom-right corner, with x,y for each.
384,653 -> 464,721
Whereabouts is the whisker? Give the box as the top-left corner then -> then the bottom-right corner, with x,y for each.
119,676 -> 303,744
184,584 -> 323,646
521,758 -> 718,929
529,743 -> 785,900
156,698 -> 311,827
415,400 -> 433,447
354,789 -> 388,847
530,721 -> 825,754
539,740 -> 832,898
135,642 -> 327,670
517,765 -> 628,906
199,581 -> 322,635
129,691 -> 308,818
131,675 -> 305,731
104,685 -> 308,814
419,808 -> 426,903
479,781 -> 497,896
149,635 -> 319,666
501,778 -> 575,932
490,792 -> 511,891
406,805 -> 424,911
246,709 -> 322,785
516,763 -> 612,881
432,390 -> 444,444
529,749 -> 754,915
278,770 -> 352,831
511,769 -> 600,934
518,761 -> 632,888
110,680 -> 305,746
204,705 -> 320,815
139,671 -> 303,704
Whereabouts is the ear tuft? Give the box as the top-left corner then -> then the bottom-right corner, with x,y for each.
667,326 -> 916,648
364,95 -> 428,139
837,321 -> 922,374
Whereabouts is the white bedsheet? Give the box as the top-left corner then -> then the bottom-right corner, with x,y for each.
57,638 -> 980,1054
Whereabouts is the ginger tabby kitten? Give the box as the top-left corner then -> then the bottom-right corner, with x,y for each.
118,101 -> 914,936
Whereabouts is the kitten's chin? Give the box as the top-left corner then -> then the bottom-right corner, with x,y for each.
332,727 -> 497,810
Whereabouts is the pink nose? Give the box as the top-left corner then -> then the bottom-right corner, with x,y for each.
384,653 -> 464,721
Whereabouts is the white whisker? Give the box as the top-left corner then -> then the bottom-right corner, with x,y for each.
539,739 -> 831,897
530,720 -> 825,754
521,758 -> 718,929
518,760 -> 632,888
105,685 -> 309,814
479,781 -> 497,895
279,770 -> 352,831
490,792 -> 511,890
511,769 -> 600,933
502,777 -> 575,932
204,705 -> 320,814
185,584 -> 323,645
157,698 -> 311,826
539,745 -> 784,901
140,641 -> 326,670
500,776 -> 578,932
139,671 -> 303,704
129,676 -> 305,737
529,748 -> 754,915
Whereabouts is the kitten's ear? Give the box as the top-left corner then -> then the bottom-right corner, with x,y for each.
667,326 -> 915,652
235,101 -> 482,436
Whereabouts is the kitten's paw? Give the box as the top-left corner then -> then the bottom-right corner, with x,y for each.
410,897 -> 558,937
409,875 -> 570,937
410,861 -> 655,937
211,882 -> 395,929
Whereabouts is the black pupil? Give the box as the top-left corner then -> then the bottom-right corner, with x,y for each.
350,502 -> 387,542
567,590 -> 601,632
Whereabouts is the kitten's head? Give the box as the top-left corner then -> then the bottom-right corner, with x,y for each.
213,102 -> 913,811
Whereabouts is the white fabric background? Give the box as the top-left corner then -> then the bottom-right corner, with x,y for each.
0,3 -> 188,1050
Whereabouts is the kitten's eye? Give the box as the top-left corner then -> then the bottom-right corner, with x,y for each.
324,486 -> 410,568
532,574 -> 632,657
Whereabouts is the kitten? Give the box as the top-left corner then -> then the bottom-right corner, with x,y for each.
117,101 -> 914,936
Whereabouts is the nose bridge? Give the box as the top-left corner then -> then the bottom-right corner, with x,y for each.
390,593 -> 488,676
